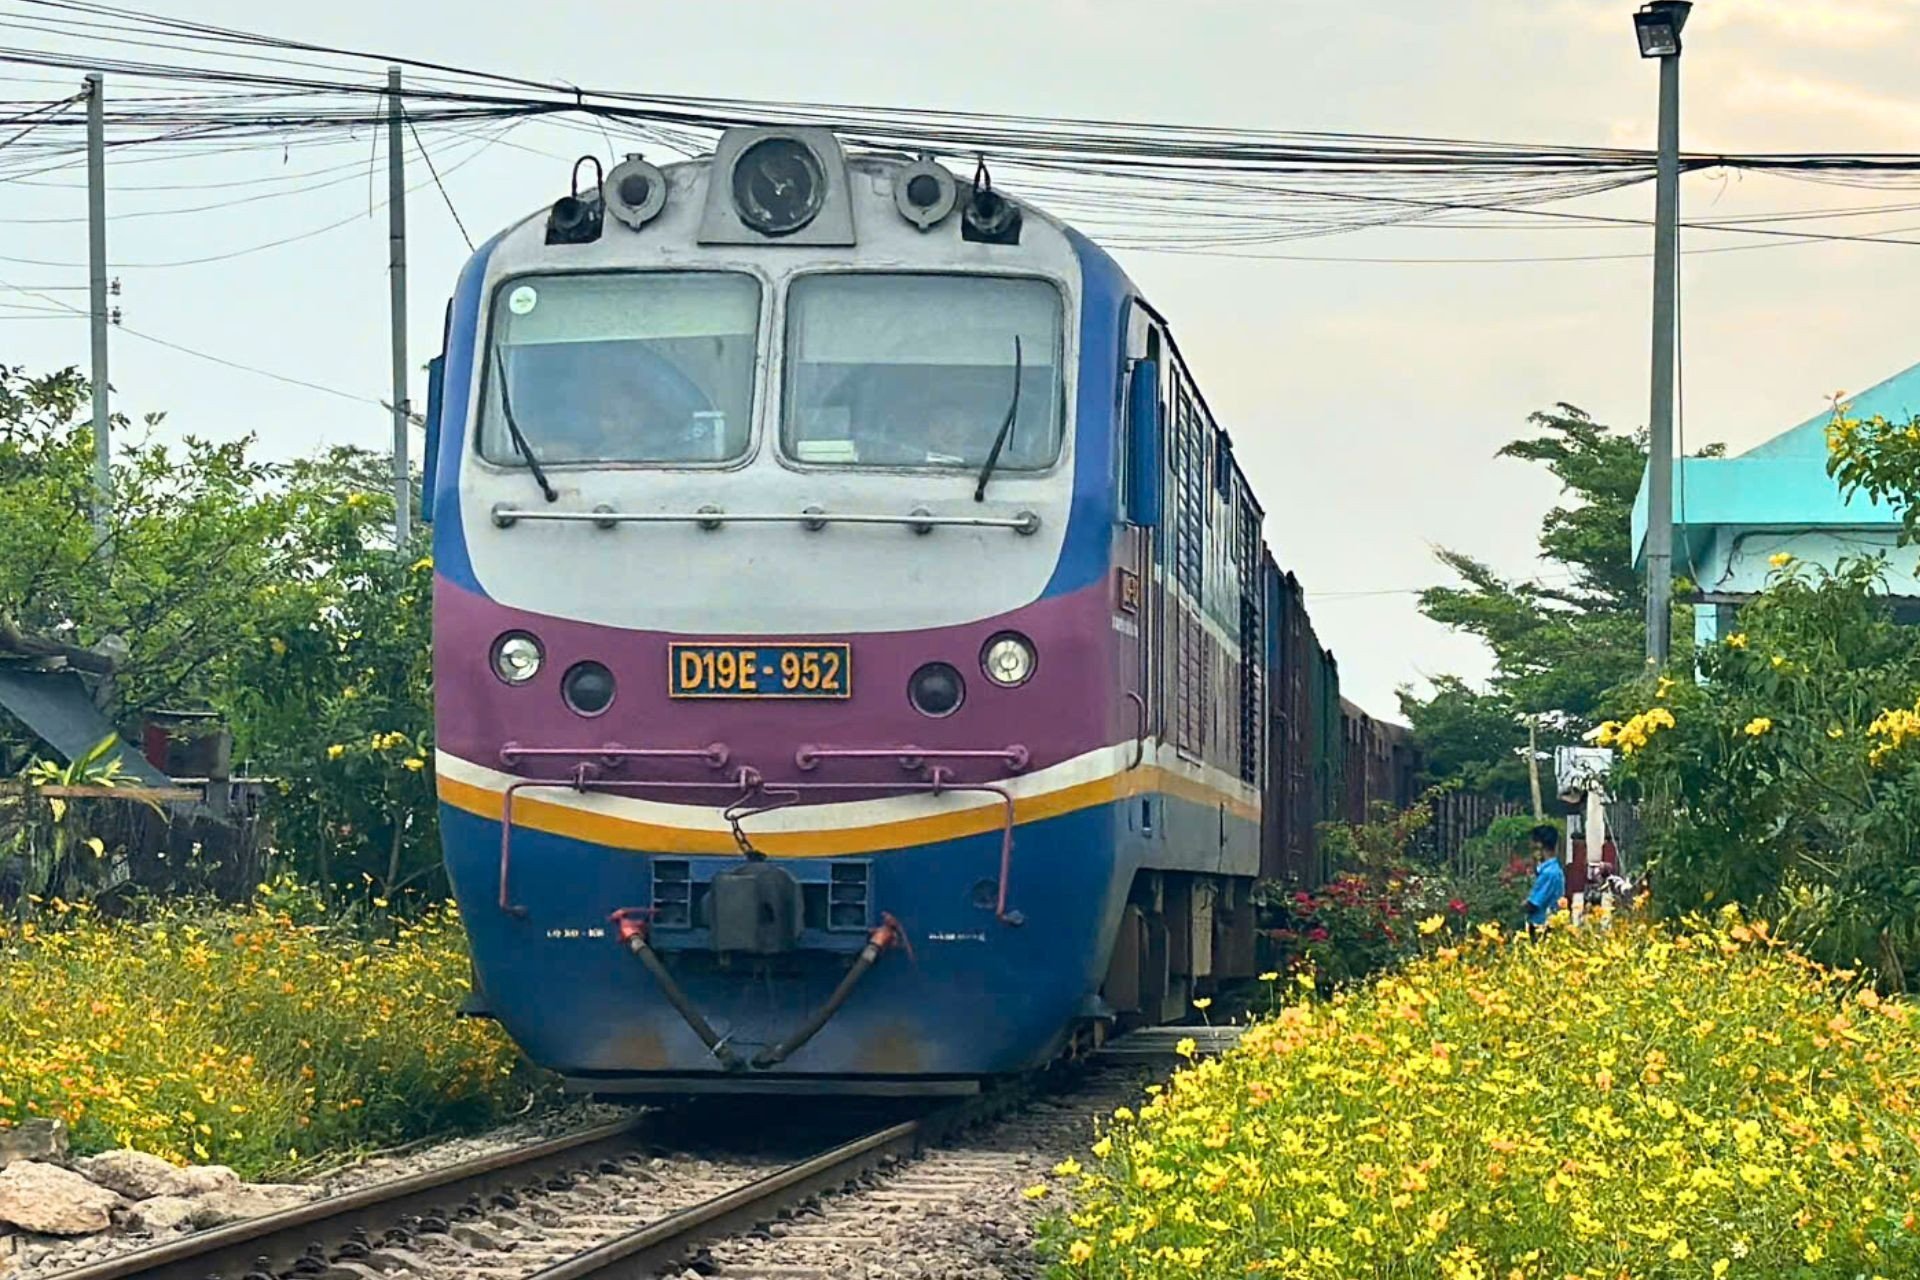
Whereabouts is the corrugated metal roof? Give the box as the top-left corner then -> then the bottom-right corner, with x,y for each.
0,667 -> 173,787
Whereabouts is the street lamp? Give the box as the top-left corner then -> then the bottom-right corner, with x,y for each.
1634,0 -> 1690,666
1633,1 -> 1689,57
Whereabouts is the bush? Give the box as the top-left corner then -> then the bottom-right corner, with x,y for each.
1046,911 -> 1920,1278
0,888 -> 545,1177
1260,871 -> 1509,989
1258,794 -> 1527,990
1611,556 -> 1920,989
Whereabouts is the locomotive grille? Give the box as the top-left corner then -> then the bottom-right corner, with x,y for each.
647,859 -> 869,934
825,862 -> 870,931
651,860 -> 693,928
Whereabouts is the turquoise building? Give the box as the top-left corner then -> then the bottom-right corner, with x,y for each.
1632,360 -> 1920,647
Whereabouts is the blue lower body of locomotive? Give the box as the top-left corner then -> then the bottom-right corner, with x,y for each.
441,802 -> 1130,1081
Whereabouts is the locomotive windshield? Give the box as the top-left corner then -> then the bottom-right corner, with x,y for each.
479,271 -> 760,466
781,274 -> 1063,470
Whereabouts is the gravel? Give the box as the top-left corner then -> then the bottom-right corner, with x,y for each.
681,1064 -> 1161,1280
1,1097 -> 634,1280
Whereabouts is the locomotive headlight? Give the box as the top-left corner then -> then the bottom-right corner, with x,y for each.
981,634 -> 1036,688
491,632 -> 543,685
909,662 -> 966,718
562,661 -> 616,716
731,136 -> 826,236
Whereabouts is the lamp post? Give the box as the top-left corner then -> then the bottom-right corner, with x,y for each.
1635,0 -> 1690,665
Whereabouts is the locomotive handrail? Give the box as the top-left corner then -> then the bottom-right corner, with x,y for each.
794,744 -> 1029,772
1125,692 -> 1147,770
490,503 -> 1041,535
496,770 -> 1022,926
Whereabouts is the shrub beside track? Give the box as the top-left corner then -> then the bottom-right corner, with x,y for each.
0,893 -> 540,1178
1050,911 -> 1920,1279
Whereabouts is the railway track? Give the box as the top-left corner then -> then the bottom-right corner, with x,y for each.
41,1082 -> 1044,1280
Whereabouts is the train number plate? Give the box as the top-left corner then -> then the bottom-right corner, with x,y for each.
669,642 -> 851,699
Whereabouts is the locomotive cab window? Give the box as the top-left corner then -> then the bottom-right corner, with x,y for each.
781,274 -> 1064,470
479,271 -> 761,466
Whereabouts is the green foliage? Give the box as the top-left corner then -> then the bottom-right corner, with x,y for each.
1258,791 -> 1521,989
1,888 -> 545,1178
1828,403 -> 1920,543
1615,557 -> 1920,988
1050,914 -> 1920,1279
1399,404 -> 1664,799
2,735 -> 154,912
1462,811 -> 1549,876
0,365 -> 436,903
220,449 -> 436,896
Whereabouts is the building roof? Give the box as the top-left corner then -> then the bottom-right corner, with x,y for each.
1631,359 -> 1918,567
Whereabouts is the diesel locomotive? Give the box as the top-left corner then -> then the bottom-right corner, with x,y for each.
423,126 -> 1409,1094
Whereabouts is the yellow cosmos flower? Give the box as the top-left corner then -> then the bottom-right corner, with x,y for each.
1192,997 -> 1213,1011
1726,632 -> 1748,649
326,744 -> 345,760
1769,551 -> 1793,568
1418,915 -> 1446,936
1258,971 -> 1279,982
1021,1184 -> 1049,1200
1068,1240 -> 1093,1265
1744,717 -> 1773,737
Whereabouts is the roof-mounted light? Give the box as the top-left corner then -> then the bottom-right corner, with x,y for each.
732,136 -> 826,237
893,156 -> 957,231
603,155 -> 668,230
696,127 -> 855,247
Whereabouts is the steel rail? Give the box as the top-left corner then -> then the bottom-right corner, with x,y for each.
49,1115 -> 653,1280
521,1116 -> 929,1280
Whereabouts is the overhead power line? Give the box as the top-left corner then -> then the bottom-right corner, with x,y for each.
8,0 -> 1920,261
0,275 -> 383,406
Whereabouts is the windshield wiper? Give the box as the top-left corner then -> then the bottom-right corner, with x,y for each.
972,335 -> 1023,502
494,345 -> 557,504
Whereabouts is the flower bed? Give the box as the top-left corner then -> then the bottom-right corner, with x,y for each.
0,894 -> 542,1179
1048,911 -> 1920,1278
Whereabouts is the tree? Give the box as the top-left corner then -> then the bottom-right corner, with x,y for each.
1614,557 -> 1920,989
1828,402 -> 1920,543
1398,404 -> 1695,796
0,365 -> 437,902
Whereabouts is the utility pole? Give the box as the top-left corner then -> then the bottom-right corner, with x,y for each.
386,65 -> 411,549
1635,1 -> 1690,665
85,72 -> 109,538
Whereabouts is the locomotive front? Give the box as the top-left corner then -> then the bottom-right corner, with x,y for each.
426,128 -> 1139,1089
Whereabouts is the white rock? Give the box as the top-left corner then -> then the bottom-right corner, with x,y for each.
187,1184 -> 312,1228
0,1122 -> 67,1171
171,1165 -> 239,1196
123,1194 -> 198,1234
0,1162 -> 121,1236
74,1150 -> 187,1201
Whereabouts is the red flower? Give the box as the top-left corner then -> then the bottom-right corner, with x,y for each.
1308,926 -> 1330,942
1294,891 -> 1314,905
1449,898 -> 1468,914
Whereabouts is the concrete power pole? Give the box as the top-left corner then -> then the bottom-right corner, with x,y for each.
85,72 -> 109,538
1641,3 -> 1689,665
386,66 -> 411,549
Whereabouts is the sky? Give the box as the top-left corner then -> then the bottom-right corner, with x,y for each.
5,0 -> 1920,715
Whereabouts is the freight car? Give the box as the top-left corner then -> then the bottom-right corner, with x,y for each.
422,128 -> 1418,1092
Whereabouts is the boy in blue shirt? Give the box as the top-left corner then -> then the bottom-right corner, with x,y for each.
1525,824 -> 1566,936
